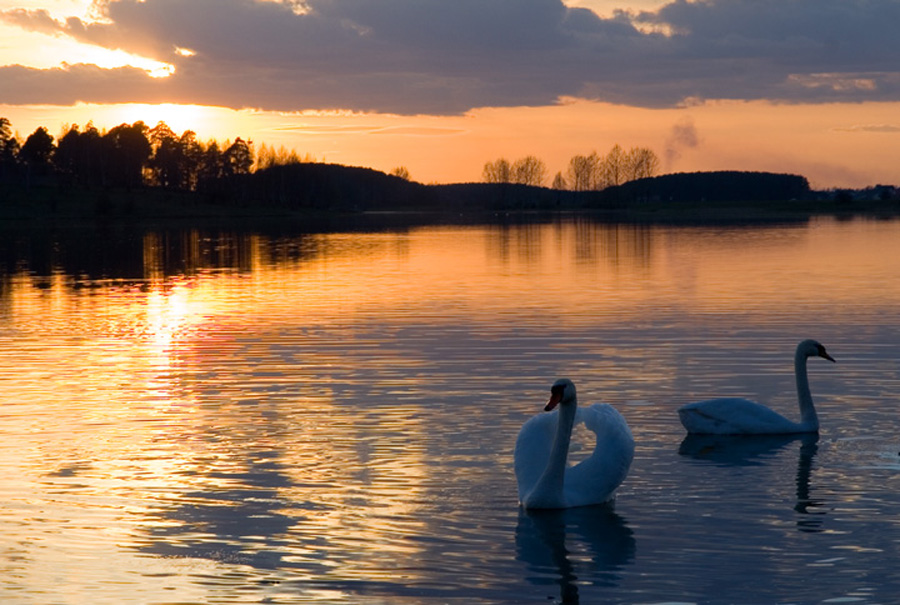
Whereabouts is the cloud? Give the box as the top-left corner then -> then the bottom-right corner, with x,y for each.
0,7 -> 61,35
2,0 -> 900,114
834,124 -> 900,133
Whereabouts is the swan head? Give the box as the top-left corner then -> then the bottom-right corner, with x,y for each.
798,339 -> 836,363
545,378 -> 577,411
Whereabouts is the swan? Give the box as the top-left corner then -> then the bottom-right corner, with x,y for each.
678,339 -> 836,435
514,378 -> 634,509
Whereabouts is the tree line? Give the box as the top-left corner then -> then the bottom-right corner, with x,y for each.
0,117 -> 301,195
1,115 -> 828,215
483,144 -> 660,190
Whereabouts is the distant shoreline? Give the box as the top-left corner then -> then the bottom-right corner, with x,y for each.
1,168 -> 898,229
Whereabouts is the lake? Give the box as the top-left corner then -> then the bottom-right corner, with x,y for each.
2,213 -> 900,604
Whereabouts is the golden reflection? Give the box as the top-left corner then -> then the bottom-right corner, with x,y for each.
2,217 -> 900,600
1,230 -> 437,588
0,217 -> 879,334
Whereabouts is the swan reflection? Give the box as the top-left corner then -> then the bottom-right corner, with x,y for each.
515,505 -> 635,603
679,433 -> 825,532
678,433 -> 803,466
792,434 -> 826,532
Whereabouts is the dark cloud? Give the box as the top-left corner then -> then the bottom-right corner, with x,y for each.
1,0 -> 899,114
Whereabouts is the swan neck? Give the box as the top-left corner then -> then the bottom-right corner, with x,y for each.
795,348 -> 818,428
550,400 -> 577,468
530,399 -> 577,506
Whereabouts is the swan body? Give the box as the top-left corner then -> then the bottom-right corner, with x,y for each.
515,378 -> 634,509
678,339 -> 835,435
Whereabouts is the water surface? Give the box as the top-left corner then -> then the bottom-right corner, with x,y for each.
2,215 -> 900,604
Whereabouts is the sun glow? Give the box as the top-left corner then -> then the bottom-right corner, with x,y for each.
103,103 -> 219,135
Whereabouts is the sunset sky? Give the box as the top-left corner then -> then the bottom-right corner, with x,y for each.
1,0 -> 898,188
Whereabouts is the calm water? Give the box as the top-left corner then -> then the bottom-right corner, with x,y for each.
2,214 -> 900,604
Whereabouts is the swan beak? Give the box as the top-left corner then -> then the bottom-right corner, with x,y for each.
545,392 -> 562,412
822,351 -> 836,362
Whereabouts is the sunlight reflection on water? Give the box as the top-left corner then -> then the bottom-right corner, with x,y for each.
2,215 -> 900,603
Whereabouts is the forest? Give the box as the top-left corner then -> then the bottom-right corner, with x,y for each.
1,118 -> 256,196
1,116 -> 873,218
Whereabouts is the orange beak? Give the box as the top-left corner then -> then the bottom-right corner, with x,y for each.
545,392 -> 562,412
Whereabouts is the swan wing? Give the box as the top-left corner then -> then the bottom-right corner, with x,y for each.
678,398 -> 805,435
514,411 -> 557,501
564,404 -> 635,507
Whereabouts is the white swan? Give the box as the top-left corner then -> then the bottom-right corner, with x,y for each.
514,378 -> 634,509
678,339 -> 836,435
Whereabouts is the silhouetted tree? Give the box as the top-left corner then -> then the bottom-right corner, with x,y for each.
75,124 -> 104,186
483,158 -> 511,183
222,138 -> 253,177
625,147 -> 660,181
567,145 -> 660,191
54,125 -> 81,185
512,156 -> 547,186
256,143 -> 303,170
148,122 -> 201,190
0,117 -> 20,183
149,121 -> 177,149
103,121 -> 151,188
20,127 -> 55,189
197,140 -> 224,196
178,131 -> 203,191
600,144 -> 626,187
148,122 -> 178,188
20,127 -> 55,169
551,171 -> 567,190
390,166 -> 411,180
567,153 -> 600,191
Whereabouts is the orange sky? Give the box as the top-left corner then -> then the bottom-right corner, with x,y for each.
1,0 -> 898,189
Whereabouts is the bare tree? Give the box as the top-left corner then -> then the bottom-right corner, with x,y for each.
255,142 -> 276,171
483,158 -> 512,183
511,155 -> 547,186
390,166 -> 411,180
625,147 -> 660,181
600,144 -> 627,187
257,143 -> 303,170
567,152 -> 600,191
551,171 -> 567,190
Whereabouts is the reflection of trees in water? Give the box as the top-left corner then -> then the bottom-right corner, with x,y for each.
0,228 -> 310,282
487,219 -> 653,271
0,214 -> 446,285
679,432 -> 826,533
515,505 -> 635,604
0,217 -> 661,289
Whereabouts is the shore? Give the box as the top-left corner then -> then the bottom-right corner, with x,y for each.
2,183 -> 899,229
